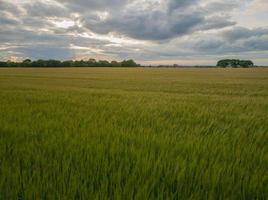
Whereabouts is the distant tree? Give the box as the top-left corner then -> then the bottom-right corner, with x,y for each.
121,59 -> 139,67
32,59 -> 45,67
77,60 -> 89,67
111,61 -> 121,67
46,60 -> 62,67
0,61 -> 8,67
239,60 -> 254,68
22,59 -> 32,67
217,60 -> 228,68
73,60 -> 80,67
85,59 -> 96,67
89,58 -> 96,63
6,60 -> 18,67
88,59 -> 96,66
217,59 -> 254,68
98,60 -> 110,67
62,60 -> 73,67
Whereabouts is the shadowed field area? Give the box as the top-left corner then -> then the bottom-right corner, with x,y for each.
0,68 -> 267,199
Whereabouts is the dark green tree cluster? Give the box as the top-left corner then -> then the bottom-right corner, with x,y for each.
0,59 -> 140,68
217,59 -> 254,68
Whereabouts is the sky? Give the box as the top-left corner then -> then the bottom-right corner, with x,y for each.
0,0 -> 268,65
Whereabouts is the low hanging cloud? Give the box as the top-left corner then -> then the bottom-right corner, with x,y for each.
0,0 -> 267,65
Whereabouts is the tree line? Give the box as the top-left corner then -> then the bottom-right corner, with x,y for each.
0,58 -> 257,68
217,59 -> 254,68
0,59 -> 140,68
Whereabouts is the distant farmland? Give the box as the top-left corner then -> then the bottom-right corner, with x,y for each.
0,68 -> 267,199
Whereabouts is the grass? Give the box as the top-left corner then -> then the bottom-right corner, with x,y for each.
0,67 -> 267,199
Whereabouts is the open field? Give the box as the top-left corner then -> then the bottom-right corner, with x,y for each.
0,68 -> 267,199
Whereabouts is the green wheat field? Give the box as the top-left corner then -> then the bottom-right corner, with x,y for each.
0,68 -> 267,199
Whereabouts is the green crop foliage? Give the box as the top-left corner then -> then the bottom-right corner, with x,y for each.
0,68 -> 267,199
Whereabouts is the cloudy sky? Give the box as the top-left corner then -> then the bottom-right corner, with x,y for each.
0,0 -> 268,65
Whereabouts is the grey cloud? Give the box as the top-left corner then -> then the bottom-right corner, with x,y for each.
88,11 -> 204,40
195,39 -> 225,51
0,0 -> 23,14
12,46 -> 72,60
203,1 -> 238,12
25,1 -> 68,18
222,27 -> 268,42
242,36 -> 268,51
57,0 -> 129,12
1,0 -> 239,43
79,0 -> 237,41
168,0 -> 197,11
0,12 -> 19,26
185,27 -> 268,54
198,16 -> 236,30
133,26 -> 268,61
0,1 -> 22,26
